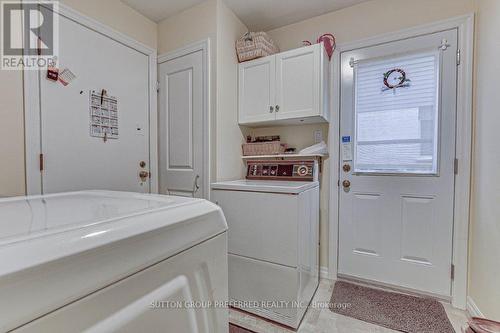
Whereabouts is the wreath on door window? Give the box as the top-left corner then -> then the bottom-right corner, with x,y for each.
382,68 -> 411,91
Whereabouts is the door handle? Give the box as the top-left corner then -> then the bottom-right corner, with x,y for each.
192,175 -> 200,196
269,106 -> 274,113
342,180 -> 351,189
275,105 -> 280,112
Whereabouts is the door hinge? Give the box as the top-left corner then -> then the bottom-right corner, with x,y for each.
39,153 -> 44,172
454,158 -> 459,175
451,264 -> 455,280
456,49 -> 461,66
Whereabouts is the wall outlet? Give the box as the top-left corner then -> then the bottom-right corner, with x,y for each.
314,129 -> 323,143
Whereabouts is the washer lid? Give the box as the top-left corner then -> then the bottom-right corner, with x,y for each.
211,180 -> 319,194
0,191 -> 199,244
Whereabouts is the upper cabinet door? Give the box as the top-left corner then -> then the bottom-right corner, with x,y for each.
275,44 -> 322,120
239,56 -> 276,124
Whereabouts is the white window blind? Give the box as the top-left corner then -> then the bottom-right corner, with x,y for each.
354,52 -> 440,174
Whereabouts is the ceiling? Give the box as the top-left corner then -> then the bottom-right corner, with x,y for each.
223,0 -> 371,31
121,0 -> 206,23
122,0 -> 371,30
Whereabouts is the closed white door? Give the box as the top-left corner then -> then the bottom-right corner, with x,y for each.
40,14 -> 150,194
338,30 -> 458,297
238,56 -> 276,124
159,50 -> 205,198
275,45 -> 320,120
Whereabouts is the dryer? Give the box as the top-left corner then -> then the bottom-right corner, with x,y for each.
211,160 -> 320,329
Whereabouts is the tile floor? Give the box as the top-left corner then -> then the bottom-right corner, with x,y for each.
229,279 -> 469,333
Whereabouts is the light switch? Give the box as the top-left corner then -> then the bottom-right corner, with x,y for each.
314,129 -> 323,143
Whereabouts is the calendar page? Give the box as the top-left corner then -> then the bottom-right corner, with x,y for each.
89,91 -> 118,139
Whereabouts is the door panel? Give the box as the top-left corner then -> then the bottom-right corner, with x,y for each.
275,45 -> 320,119
339,29 -> 458,297
238,56 -> 276,124
351,193 -> 384,257
159,50 -> 204,198
400,195 -> 436,265
40,14 -> 150,194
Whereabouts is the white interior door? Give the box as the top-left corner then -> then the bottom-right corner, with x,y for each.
40,14 -> 151,194
338,29 -> 458,297
159,50 -> 205,198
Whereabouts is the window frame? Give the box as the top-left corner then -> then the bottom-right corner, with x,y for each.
351,49 -> 443,176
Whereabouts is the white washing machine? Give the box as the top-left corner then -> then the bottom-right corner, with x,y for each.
211,160 -> 320,329
0,191 -> 228,332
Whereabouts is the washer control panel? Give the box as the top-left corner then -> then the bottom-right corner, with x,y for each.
246,160 -> 315,181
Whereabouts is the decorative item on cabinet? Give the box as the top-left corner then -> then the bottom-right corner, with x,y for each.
236,32 -> 279,63
302,33 -> 336,60
317,33 -> 336,59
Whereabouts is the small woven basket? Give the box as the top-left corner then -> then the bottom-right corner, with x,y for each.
242,141 -> 287,156
236,32 -> 279,63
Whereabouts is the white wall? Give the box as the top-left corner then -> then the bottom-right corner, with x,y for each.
157,0 -> 216,55
216,1 -> 249,181
468,0 -> 500,321
263,0 -> 475,269
158,0 -> 248,185
0,6 -> 24,197
0,0 -> 157,197
158,0 -> 220,184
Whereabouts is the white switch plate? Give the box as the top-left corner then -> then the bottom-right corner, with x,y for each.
314,129 -> 323,143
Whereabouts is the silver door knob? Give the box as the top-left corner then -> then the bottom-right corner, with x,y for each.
269,106 -> 274,113
275,105 -> 280,112
342,180 -> 351,189
192,175 -> 200,196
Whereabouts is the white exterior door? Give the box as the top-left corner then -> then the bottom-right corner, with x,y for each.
238,56 -> 276,124
338,29 -> 458,297
39,14 -> 151,194
159,50 -> 205,198
275,45 -> 320,120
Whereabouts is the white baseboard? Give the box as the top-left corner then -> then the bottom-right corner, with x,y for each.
320,266 -> 331,280
467,296 -> 485,318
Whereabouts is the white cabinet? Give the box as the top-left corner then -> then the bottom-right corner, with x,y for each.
238,56 -> 276,124
239,43 -> 329,126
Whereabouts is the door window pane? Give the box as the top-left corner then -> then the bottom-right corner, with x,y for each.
354,52 -> 439,174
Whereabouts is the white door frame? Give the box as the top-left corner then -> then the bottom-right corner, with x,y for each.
24,3 -> 158,195
158,39 -> 211,200
328,14 -> 474,309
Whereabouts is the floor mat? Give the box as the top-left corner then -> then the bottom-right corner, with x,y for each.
330,281 -> 455,333
229,323 -> 257,333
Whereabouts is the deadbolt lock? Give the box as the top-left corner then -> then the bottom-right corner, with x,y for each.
139,161 -> 146,168
343,164 -> 351,172
139,171 -> 149,182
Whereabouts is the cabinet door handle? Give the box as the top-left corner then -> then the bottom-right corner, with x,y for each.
269,106 -> 274,113
275,105 -> 280,112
